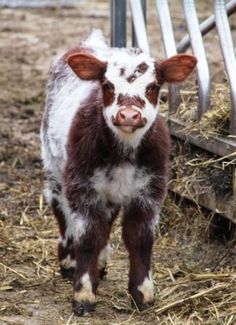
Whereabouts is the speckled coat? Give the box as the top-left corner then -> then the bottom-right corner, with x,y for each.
41,30 -> 197,316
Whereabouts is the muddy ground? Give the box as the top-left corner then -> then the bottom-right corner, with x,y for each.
0,1 -> 236,324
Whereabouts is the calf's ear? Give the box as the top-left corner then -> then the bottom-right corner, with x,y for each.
67,53 -> 107,80
157,54 -> 197,83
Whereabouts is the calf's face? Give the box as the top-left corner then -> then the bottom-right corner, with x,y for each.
67,50 -> 197,146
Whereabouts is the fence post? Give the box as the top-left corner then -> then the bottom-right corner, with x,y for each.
183,0 -> 211,119
131,0 -> 146,48
111,0 -> 126,47
156,0 -> 180,114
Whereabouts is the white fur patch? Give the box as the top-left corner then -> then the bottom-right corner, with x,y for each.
91,164 -> 151,205
60,211 -> 87,247
43,182 -> 85,246
74,273 -> 96,303
41,29 -> 109,163
137,271 -> 154,304
60,255 -> 76,269
41,30 -> 110,175
41,30 -> 109,174
98,243 -> 112,270
150,210 -> 160,233
82,29 -> 108,55
43,185 -> 54,205
47,191 -> 87,246
42,64 -> 96,171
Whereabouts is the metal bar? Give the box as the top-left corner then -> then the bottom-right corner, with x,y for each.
111,0 -> 126,48
177,0 -> 236,53
215,0 -> 236,135
155,0 -> 180,114
183,0 -> 211,119
165,115 -> 236,158
155,0 -> 176,56
132,0 -> 146,48
129,0 -> 149,53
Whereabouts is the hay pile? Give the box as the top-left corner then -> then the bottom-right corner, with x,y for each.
165,82 -> 232,139
169,139 -> 234,206
160,81 -> 235,223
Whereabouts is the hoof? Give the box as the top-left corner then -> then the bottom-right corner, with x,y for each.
131,299 -> 154,311
99,267 -> 107,280
136,301 -> 154,311
72,300 -> 95,316
60,266 -> 75,280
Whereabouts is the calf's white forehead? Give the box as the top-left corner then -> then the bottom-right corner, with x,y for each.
105,51 -> 156,95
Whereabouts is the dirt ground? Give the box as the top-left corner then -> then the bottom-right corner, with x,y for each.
0,1 -> 236,324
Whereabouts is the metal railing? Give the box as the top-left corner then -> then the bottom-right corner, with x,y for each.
111,0 -> 236,139
111,0 -> 236,222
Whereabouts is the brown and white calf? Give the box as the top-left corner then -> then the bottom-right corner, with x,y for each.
41,30 -> 197,315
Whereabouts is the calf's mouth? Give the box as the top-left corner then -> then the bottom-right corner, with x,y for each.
112,106 -> 147,133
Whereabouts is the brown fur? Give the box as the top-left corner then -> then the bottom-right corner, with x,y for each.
67,52 -> 107,80
145,82 -> 160,107
117,94 -> 145,109
156,54 -> 197,83
101,78 -> 115,107
137,62 -> 149,74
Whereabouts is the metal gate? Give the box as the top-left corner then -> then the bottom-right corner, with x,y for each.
111,0 -> 236,222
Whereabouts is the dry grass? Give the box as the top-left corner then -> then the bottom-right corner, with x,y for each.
1,184 -> 236,324
165,82 -> 232,139
168,139 -> 234,207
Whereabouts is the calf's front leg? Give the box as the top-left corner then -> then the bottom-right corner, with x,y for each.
122,202 -> 158,311
72,214 -> 111,316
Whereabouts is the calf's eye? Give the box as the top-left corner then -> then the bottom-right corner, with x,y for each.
102,80 -> 114,92
145,82 -> 160,106
146,83 -> 160,93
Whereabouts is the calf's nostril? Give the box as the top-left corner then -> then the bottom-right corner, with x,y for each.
133,112 -> 141,120
120,112 -> 126,120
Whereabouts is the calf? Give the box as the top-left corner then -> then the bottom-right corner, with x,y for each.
41,30 -> 197,315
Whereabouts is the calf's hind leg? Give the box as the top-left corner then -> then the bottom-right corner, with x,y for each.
45,176 -> 75,279
97,242 -> 112,280
51,198 -> 76,280
97,207 -> 119,280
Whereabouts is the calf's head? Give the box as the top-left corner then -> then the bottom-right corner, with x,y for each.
67,50 -> 197,146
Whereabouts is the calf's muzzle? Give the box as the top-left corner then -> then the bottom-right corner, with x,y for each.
112,106 -> 147,132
